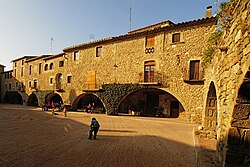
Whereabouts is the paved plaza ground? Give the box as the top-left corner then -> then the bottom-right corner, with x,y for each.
0,104 -> 219,167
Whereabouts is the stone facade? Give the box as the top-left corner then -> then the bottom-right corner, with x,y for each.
0,2 -> 249,165
201,0 -> 250,166
0,16 -> 217,123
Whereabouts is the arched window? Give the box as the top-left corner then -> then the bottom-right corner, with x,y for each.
49,63 -> 54,70
58,74 -> 63,84
44,64 -> 48,71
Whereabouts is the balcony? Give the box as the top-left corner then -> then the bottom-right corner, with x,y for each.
138,71 -> 165,86
82,83 -> 103,92
18,85 -> 26,92
30,86 -> 39,92
182,67 -> 205,84
54,84 -> 65,92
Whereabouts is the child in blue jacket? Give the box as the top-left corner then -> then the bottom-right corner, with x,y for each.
88,118 -> 100,140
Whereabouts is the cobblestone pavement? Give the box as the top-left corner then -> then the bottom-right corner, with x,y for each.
0,104 -> 219,167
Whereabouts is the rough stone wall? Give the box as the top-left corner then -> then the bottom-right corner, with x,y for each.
2,19 -> 216,122
203,0 -> 250,165
63,22 -> 215,122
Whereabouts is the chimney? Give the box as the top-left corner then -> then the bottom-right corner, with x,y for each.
205,6 -> 212,18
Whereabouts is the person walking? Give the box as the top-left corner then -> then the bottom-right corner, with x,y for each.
90,103 -> 95,114
86,103 -> 92,113
51,101 -> 55,115
88,118 -> 100,140
63,105 -> 67,117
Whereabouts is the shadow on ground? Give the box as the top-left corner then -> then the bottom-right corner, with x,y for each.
0,104 -> 220,167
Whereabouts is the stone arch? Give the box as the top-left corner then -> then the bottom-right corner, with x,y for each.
45,92 -> 63,105
72,93 -> 105,113
4,91 -> 23,104
117,88 -> 184,117
27,93 -> 38,106
225,69 -> 250,166
203,81 -> 218,139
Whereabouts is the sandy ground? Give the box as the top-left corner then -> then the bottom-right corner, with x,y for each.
0,104 -> 199,167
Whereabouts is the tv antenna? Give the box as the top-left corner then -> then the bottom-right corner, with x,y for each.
50,37 -> 54,54
90,34 -> 95,42
214,0 -> 219,14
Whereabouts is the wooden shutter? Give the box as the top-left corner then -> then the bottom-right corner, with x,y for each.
190,60 -> 200,80
146,35 -> 155,47
87,71 -> 96,89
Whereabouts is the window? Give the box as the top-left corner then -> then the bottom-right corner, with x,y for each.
9,83 -> 11,90
5,84 -> 7,90
29,65 -> 32,75
87,71 -> 96,89
29,81 -> 32,87
14,69 -> 16,77
172,33 -> 181,43
189,60 -> 200,80
39,63 -> 42,74
22,60 -> 24,65
14,62 -> 17,67
16,82 -> 18,88
58,74 -> 63,84
49,63 -> 54,70
44,64 -> 48,71
59,61 -> 64,67
21,67 -> 23,77
73,51 -> 79,61
145,35 -> 155,48
34,79 -> 37,88
50,78 -> 53,85
144,61 -> 155,82
67,76 -> 72,83
96,46 -> 102,57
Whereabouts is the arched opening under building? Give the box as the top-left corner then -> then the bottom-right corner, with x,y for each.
27,93 -> 38,106
4,91 -> 23,104
73,93 -> 105,113
203,82 -> 218,139
45,92 -> 63,107
118,88 -> 184,117
225,69 -> 250,166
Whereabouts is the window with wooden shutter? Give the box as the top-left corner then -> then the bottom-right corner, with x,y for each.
172,33 -> 181,43
189,60 -> 200,80
144,61 -> 155,82
87,71 -> 96,89
145,35 -> 155,48
96,46 -> 102,57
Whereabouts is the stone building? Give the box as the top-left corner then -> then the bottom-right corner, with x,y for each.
1,2 -> 249,165
0,11 -> 217,121
200,0 -> 250,166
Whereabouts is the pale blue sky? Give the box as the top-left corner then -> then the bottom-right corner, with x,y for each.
0,0 -> 227,70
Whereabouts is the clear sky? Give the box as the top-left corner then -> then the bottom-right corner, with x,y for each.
0,0 -> 228,70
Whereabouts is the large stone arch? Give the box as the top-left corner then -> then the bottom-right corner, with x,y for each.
72,93 -> 105,113
4,91 -> 23,104
117,88 -> 185,117
45,92 -> 63,105
27,93 -> 38,106
225,68 -> 250,166
202,81 -> 218,139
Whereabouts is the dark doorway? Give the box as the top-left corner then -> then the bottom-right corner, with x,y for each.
27,93 -> 38,106
145,94 -> 159,116
74,94 -> 105,113
4,91 -> 23,104
118,88 -> 184,117
170,101 -> 179,118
